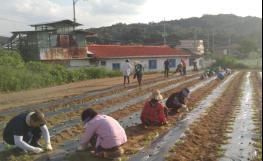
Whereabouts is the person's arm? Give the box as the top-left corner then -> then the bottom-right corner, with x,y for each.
40,125 -> 52,150
158,104 -> 167,123
172,97 -> 184,108
78,122 -> 97,150
14,135 -> 43,153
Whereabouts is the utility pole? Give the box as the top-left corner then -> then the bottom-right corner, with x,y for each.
193,29 -> 197,54
212,30 -> 215,54
228,36 -> 231,55
73,0 -> 79,23
207,32 -> 210,52
163,18 -> 167,45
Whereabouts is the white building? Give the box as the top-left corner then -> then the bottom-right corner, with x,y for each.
177,40 -> 205,55
84,44 -> 192,72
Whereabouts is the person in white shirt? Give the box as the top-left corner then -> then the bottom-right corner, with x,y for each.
3,110 -> 52,154
123,59 -> 133,86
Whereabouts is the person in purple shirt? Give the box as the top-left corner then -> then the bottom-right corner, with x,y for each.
77,108 -> 127,159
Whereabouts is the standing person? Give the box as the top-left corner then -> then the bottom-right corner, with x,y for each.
181,59 -> 187,75
193,58 -> 198,71
166,88 -> 190,115
3,111 -> 52,154
164,59 -> 170,77
77,108 -> 127,159
123,59 -> 132,86
141,89 -> 168,126
133,61 -> 144,87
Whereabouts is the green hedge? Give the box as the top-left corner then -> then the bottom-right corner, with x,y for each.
0,49 -> 122,92
211,54 -> 251,69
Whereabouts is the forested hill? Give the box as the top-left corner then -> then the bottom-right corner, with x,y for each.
86,14 -> 262,55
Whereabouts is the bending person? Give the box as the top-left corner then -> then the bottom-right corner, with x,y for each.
141,89 -> 168,126
78,108 -> 127,159
166,88 -> 190,115
3,111 -> 52,154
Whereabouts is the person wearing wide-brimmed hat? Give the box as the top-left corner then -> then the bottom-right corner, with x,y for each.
140,89 -> 168,126
166,88 -> 190,115
3,110 -> 52,154
77,108 -> 127,159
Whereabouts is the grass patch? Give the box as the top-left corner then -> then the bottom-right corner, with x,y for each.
0,148 -> 34,161
0,49 -> 122,92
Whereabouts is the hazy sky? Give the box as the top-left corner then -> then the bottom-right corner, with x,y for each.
0,0 -> 262,36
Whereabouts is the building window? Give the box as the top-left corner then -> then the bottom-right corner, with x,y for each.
149,60 -> 157,69
169,59 -> 176,68
112,63 -> 120,70
101,61 -> 106,66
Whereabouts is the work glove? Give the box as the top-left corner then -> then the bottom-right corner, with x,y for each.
180,105 -> 189,112
77,145 -> 86,151
45,143 -> 53,151
32,147 -> 44,154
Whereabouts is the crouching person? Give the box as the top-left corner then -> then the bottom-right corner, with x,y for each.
141,89 -> 168,126
3,111 -> 52,154
166,88 -> 190,115
217,71 -> 225,80
78,108 -> 127,159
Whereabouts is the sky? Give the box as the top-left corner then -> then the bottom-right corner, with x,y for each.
0,0 -> 262,36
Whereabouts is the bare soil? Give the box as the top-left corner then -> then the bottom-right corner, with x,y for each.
166,72 -> 245,161
251,72 -> 262,161
0,73 -> 163,111
46,75 -> 198,127
66,74 -> 222,160
50,77 -> 200,145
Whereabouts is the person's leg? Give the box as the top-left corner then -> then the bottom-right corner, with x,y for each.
127,76 -> 130,84
184,67 -> 186,75
123,76 -> 127,85
138,78 -> 141,86
3,130 -> 16,145
90,135 -> 97,149
137,74 -> 142,87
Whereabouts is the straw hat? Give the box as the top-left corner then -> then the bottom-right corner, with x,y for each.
150,89 -> 163,101
134,60 -> 140,65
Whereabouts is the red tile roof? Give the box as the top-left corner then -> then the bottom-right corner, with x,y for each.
87,45 -> 190,58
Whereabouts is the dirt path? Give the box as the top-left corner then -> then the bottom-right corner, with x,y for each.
0,73 -> 164,110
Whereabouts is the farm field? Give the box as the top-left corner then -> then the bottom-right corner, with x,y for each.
0,70 -> 261,161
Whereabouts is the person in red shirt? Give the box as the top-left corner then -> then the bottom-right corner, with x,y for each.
141,89 -> 167,126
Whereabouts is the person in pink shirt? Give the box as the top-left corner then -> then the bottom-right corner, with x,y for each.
77,108 -> 127,159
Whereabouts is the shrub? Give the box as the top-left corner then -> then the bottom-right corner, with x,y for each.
0,49 -> 122,92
